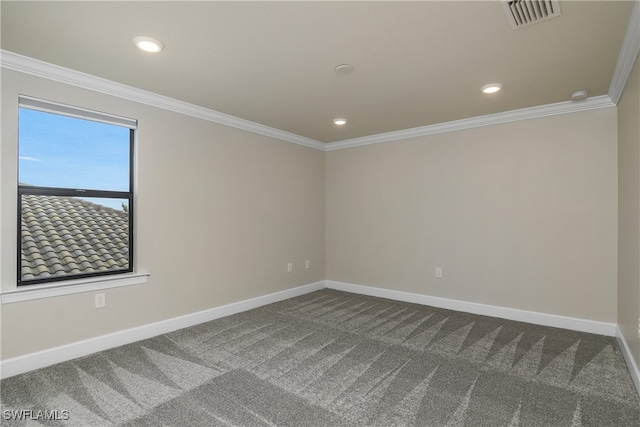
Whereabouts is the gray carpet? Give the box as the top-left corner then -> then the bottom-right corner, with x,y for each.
1,289 -> 639,426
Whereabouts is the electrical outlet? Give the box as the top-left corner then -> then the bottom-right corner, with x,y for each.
435,267 -> 443,278
287,262 -> 293,273
95,293 -> 106,309
638,318 -> 640,339
305,260 -> 310,269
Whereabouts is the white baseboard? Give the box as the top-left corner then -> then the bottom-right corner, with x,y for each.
616,325 -> 640,394
0,281 -> 325,379
0,279 -> 623,380
326,280 -> 617,337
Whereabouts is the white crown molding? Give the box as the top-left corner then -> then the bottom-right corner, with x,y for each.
326,0 -> 637,151
1,36 -> 631,154
0,50 -> 326,151
608,0 -> 640,104
324,95 -> 615,151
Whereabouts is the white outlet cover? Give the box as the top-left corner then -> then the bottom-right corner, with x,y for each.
95,293 -> 106,308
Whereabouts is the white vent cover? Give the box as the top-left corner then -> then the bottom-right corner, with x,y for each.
501,0 -> 561,29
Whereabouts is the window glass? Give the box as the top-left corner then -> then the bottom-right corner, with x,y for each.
20,195 -> 130,282
19,108 -> 130,192
18,100 -> 135,285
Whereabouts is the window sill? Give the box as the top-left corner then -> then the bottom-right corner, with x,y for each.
0,272 -> 149,304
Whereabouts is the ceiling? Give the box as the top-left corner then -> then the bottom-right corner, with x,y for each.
0,1 -> 634,144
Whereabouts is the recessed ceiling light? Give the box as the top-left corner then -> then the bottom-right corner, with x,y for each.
481,83 -> 503,94
133,36 -> 164,53
570,90 -> 588,101
333,118 -> 347,126
335,64 -> 354,75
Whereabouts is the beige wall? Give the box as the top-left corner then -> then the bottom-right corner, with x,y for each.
618,54 -> 640,367
1,70 -> 326,359
326,109 -> 619,322
0,64 -> 627,362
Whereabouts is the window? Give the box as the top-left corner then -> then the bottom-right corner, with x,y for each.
18,97 -> 137,285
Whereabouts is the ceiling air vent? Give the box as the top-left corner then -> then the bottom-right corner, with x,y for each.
501,0 -> 561,30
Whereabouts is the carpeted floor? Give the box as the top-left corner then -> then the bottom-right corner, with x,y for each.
1,289 -> 639,426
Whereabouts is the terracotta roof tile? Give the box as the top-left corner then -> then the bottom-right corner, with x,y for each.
21,194 -> 129,281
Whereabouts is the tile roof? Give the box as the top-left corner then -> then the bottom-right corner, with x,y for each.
21,194 -> 129,281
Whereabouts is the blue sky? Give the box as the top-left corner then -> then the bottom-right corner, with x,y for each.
19,108 -> 130,211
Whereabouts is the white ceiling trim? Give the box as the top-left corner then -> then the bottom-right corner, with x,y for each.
0,50 -> 326,151
0,42 -> 629,153
324,95 -> 615,151
325,0 -> 634,151
608,0 -> 640,105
